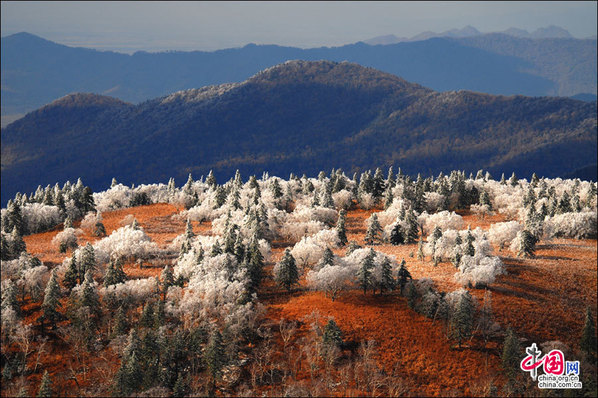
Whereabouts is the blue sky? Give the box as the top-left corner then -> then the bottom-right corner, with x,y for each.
2,1 -> 596,52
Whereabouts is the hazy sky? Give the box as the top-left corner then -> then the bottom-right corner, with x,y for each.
2,1 -> 596,52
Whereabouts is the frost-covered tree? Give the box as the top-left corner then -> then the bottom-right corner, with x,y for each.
364,214 -> 382,245
104,258 -> 127,287
511,229 -> 537,258
79,243 -> 97,280
274,249 -> 299,292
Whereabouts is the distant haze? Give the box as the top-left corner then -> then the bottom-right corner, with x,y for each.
1,1 -> 596,52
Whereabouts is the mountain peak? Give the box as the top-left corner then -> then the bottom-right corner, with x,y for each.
44,93 -> 130,109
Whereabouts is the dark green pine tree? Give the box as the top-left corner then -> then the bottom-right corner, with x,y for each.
93,220 -> 107,237
580,306 -> 597,358
389,222 -> 405,245
336,209 -> 348,246
63,256 -> 79,291
357,249 -> 375,294
405,210 -> 419,244
322,319 -> 343,347
37,370 -> 53,398
406,282 -> 418,310
140,301 -> 155,329
80,271 -> 101,320
1,233 -> 10,261
384,186 -> 394,209
246,238 -> 264,293
465,229 -> 476,257
275,249 -> 299,292
6,201 -> 25,235
397,260 -> 412,296
42,270 -> 62,329
161,265 -> 175,292
205,170 -> 217,189
518,229 -> 537,258
379,257 -> 395,293
210,241 -> 222,257
319,247 -> 335,268
501,327 -> 520,381
204,329 -> 226,386
346,241 -> 361,255
1,279 -> 21,317
450,290 -> 474,348
172,373 -> 190,398
185,219 -> 195,240
364,214 -> 382,245
452,235 -> 463,269
113,306 -> 129,337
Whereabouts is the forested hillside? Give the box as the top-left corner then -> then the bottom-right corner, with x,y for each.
2,61 -> 596,204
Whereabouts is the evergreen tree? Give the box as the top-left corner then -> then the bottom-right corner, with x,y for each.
173,373 -> 190,398
501,327 -> 520,381
10,227 -> 26,258
80,271 -> 101,320
509,172 -> 518,187
383,185 -> 394,209
93,220 -> 107,237
518,229 -> 537,258
450,290 -> 474,348
346,241 -> 361,255
406,282 -> 418,310
6,201 -> 24,235
42,270 -> 62,328
465,229 -> 475,257
246,238 -> 265,292
185,219 -> 195,240
452,234 -> 463,269
336,209 -> 348,246
396,260 -> 412,296
140,301 -> 155,329
0,233 -> 10,261
204,329 -> 226,383
275,249 -> 299,292
580,306 -> 597,357
161,265 -> 175,292
79,243 -> 97,280
1,279 -> 20,317
214,186 -> 226,209
379,257 -> 395,293
372,168 -> 386,199
37,370 -> 53,398
210,241 -> 222,257
205,170 -> 217,188
357,249 -> 375,294
389,222 -> 404,245
113,306 -> 129,337
322,319 -> 343,347
417,236 -> 425,261
63,256 -> 79,290
405,210 -> 419,243
319,247 -> 335,268
364,214 -> 382,245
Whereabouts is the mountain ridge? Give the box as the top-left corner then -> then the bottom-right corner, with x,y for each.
2,60 -> 596,204
2,32 -> 595,126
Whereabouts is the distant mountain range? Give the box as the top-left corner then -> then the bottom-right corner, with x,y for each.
1,30 -> 596,126
363,25 -> 579,45
2,61 -> 596,203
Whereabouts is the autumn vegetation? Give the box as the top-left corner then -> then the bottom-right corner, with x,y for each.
1,168 -> 596,396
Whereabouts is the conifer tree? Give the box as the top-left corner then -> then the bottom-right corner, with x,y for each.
397,260 -> 412,296
161,265 -> 175,292
450,290 -> 474,348
346,241 -> 361,255
63,256 -> 79,290
580,306 -> 597,358
204,329 -> 226,384
42,270 -> 62,328
1,279 -> 20,317
140,301 -> 155,329
389,222 -> 404,245
417,236 -> 425,261
452,234 -> 463,269
93,220 -> 107,237
210,241 -> 222,257
518,229 -> 537,258
206,170 -> 217,188
501,327 -> 520,381
357,249 -> 375,294
185,219 -> 195,240
406,282 -> 418,310
509,172 -> 518,187
246,238 -> 264,292
79,243 -> 97,280
364,214 -> 382,245
80,271 -> 101,320
465,229 -> 475,257
113,306 -> 129,337
37,370 -> 53,398
6,201 -> 24,235
319,247 -> 335,269
405,210 -> 419,243
322,319 -> 343,347
379,257 -> 395,293
10,227 -> 26,258
336,209 -> 348,246
275,249 -> 299,292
